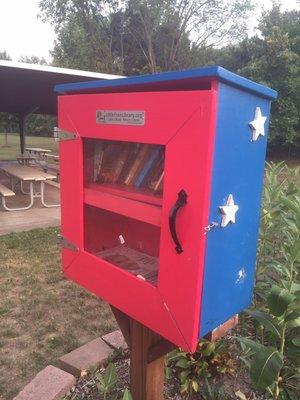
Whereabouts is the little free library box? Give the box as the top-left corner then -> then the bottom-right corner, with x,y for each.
55,66 -> 277,352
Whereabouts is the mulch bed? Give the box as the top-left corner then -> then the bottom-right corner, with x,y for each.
65,347 -> 265,400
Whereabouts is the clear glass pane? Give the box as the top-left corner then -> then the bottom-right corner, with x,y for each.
84,139 -> 165,201
83,139 -> 165,286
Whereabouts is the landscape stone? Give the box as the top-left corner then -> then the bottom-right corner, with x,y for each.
102,330 -> 128,349
13,365 -> 76,400
57,337 -> 113,376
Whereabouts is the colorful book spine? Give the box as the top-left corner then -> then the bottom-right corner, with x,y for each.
153,171 -> 164,193
146,153 -> 164,190
134,146 -> 162,188
117,143 -> 141,184
112,144 -> 131,183
93,143 -> 104,182
124,144 -> 151,185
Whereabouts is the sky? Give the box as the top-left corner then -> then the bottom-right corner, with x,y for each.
0,0 -> 299,63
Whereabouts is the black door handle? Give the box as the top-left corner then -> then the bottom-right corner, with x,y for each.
169,189 -> 187,254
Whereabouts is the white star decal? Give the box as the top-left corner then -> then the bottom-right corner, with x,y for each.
219,194 -> 239,227
249,107 -> 267,141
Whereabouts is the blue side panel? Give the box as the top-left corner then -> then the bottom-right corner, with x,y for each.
200,82 -> 271,337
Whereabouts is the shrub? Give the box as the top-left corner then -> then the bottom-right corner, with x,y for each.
238,162 -> 300,399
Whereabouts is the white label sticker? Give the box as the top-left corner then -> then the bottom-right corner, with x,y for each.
96,110 -> 145,126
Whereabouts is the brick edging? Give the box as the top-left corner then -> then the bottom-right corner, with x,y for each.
13,330 -> 126,400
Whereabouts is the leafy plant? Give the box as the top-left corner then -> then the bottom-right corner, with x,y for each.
97,363 -> 119,400
167,339 -> 236,396
238,163 -> 300,399
96,363 -> 132,400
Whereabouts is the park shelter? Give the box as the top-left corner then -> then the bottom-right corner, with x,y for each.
0,60 -> 123,154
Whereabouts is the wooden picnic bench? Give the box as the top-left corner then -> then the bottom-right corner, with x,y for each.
0,165 -> 59,211
0,183 -> 15,211
45,153 -> 59,161
26,147 -> 52,154
17,154 -> 37,165
26,147 -> 52,161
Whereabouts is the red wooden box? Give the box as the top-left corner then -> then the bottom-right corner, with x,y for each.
55,67 -> 277,351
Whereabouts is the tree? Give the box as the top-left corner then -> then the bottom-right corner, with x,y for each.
197,5 -> 300,156
239,6 -> 300,155
123,0 -> 253,72
40,0 -> 123,73
39,0 -> 253,74
19,55 -> 48,65
0,50 -> 11,60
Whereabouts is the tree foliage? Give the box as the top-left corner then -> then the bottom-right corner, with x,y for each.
191,6 -> 300,155
19,55 -> 48,65
239,7 -> 300,155
38,2 -> 299,153
1,2 -> 298,154
0,50 -> 11,61
39,0 -> 253,74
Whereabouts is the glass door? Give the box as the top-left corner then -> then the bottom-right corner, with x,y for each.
83,138 -> 165,286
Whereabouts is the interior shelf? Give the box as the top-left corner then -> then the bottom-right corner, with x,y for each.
87,183 -> 162,206
84,185 -> 162,227
96,245 -> 158,285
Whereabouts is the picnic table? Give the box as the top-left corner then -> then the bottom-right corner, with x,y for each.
16,154 -> 37,165
0,165 -> 60,211
45,153 -> 59,162
26,147 -> 52,159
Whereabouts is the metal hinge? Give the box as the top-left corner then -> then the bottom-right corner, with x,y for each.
54,127 -> 77,142
57,234 -> 79,252
204,221 -> 219,234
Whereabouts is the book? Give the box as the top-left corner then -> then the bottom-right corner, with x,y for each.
153,171 -> 164,193
124,144 -> 151,186
117,143 -> 141,184
99,142 -> 122,183
112,143 -> 131,183
146,153 -> 165,190
93,142 -> 105,182
134,146 -> 162,188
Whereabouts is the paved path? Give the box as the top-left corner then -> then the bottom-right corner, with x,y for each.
0,206 -> 60,235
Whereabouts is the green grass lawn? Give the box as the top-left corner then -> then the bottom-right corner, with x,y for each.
0,228 -> 116,400
0,133 -> 58,160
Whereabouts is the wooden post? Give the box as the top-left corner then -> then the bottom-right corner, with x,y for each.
18,113 -> 26,155
111,306 -> 174,400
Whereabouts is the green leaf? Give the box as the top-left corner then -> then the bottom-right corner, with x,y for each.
281,197 -> 299,214
122,388 -> 132,400
286,346 -> 300,366
247,310 -> 280,337
286,311 -> 300,328
235,337 -> 264,352
292,338 -> 300,347
291,239 -> 300,262
203,342 -> 215,357
180,379 -> 189,394
291,282 -> 300,294
179,370 -> 189,382
99,363 -> 118,393
165,366 -> 172,379
175,358 -> 189,369
250,346 -> 283,389
267,285 -> 295,316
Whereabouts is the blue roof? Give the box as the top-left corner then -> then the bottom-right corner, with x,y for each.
54,66 -> 277,100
